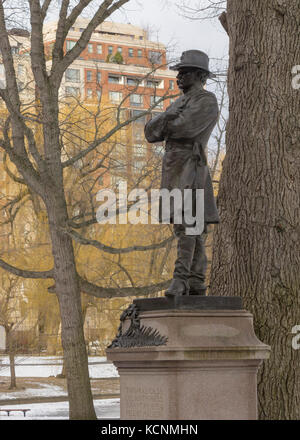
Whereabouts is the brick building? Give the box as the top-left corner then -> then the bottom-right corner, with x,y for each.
0,20 -> 179,354
44,19 -> 178,107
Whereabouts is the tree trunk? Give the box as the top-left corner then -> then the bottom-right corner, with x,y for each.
46,193 -> 96,420
59,306 -> 89,378
210,0 -> 300,419
6,330 -> 17,390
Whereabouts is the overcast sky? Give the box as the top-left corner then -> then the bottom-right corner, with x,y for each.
112,0 -> 229,71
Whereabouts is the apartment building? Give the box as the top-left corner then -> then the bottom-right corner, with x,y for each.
44,19 -> 178,106
0,21 -> 179,186
43,18 -> 179,186
0,21 -> 179,353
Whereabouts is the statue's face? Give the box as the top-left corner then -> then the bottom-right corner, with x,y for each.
176,68 -> 198,91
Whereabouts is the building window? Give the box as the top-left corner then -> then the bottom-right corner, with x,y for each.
66,68 -> 80,82
134,128 -> 144,142
117,47 -> 123,54
133,159 -> 146,171
127,77 -> 139,86
150,95 -> 163,109
97,90 -> 102,101
128,48 -> 134,57
170,98 -> 176,104
169,80 -> 175,90
97,44 -> 102,54
109,91 -> 123,104
108,46 -> 113,55
137,49 -> 142,58
87,89 -> 93,99
130,110 -> 146,127
86,70 -> 92,82
131,110 -> 146,124
66,40 -> 76,51
146,79 -> 161,88
133,144 -> 146,157
148,51 -> 162,64
108,75 -> 120,84
97,71 -> 101,83
79,28 -> 85,32
88,43 -> 93,53
130,94 -> 143,107
17,64 -> 24,76
11,46 -> 19,55
65,86 -> 80,97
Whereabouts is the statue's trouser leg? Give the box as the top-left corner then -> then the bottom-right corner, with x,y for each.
188,234 -> 207,295
165,224 -> 197,296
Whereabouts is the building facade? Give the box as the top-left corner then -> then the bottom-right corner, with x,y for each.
0,20 -> 179,354
44,19 -> 178,108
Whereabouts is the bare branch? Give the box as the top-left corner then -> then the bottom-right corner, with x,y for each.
2,152 -> 26,184
51,0 -> 71,65
218,11 -> 228,35
0,2 -> 20,109
28,0 -> 49,91
65,228 -> 175,254
41,0 -> 52,20
176,0 -> 226,20
0,257 -> 53,279
51,0 -> 130,83
62,95 -> 177,168
49,277 -> 171,299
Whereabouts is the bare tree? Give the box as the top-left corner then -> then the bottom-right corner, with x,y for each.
0,0 -> 180,419
177,0 -> 300,420
0,274 -> 28,389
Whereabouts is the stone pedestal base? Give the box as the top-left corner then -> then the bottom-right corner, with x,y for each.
106,297 -> 270,420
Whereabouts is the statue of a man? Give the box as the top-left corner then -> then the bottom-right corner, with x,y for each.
144,50 -> 219,297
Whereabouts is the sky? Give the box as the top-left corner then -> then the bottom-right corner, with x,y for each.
111,0 -> 229,72
44,0 -> 229,78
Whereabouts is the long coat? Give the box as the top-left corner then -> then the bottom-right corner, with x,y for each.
144,85 -> 220,225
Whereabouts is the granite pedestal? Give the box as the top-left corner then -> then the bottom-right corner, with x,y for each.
106,296 -> 270,420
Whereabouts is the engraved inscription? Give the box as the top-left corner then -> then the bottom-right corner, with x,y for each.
124,386 -> 165,419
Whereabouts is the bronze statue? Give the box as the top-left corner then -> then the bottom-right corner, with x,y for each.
144,50 -> 219,297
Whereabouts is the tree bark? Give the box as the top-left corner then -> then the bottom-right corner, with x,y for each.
45,184 -> 96,420
210,0 -> 300,419
6,329 -> 17,390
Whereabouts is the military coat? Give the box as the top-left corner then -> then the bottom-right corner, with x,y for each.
144,84 -> 219,225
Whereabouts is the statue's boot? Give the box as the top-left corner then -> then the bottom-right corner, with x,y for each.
188,234 -> 207,295
165,233 -> 196,297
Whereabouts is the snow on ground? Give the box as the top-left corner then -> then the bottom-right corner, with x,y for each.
0,398 -> 120,420
0,355 -> 107,365
0,363 -> 118,378
0,383 -> 66,400
0,356 -> 118,378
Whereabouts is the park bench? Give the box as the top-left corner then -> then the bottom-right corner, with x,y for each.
0,408 -> 30,417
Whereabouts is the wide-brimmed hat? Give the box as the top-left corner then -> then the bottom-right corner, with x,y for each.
170,50 -> 216,78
